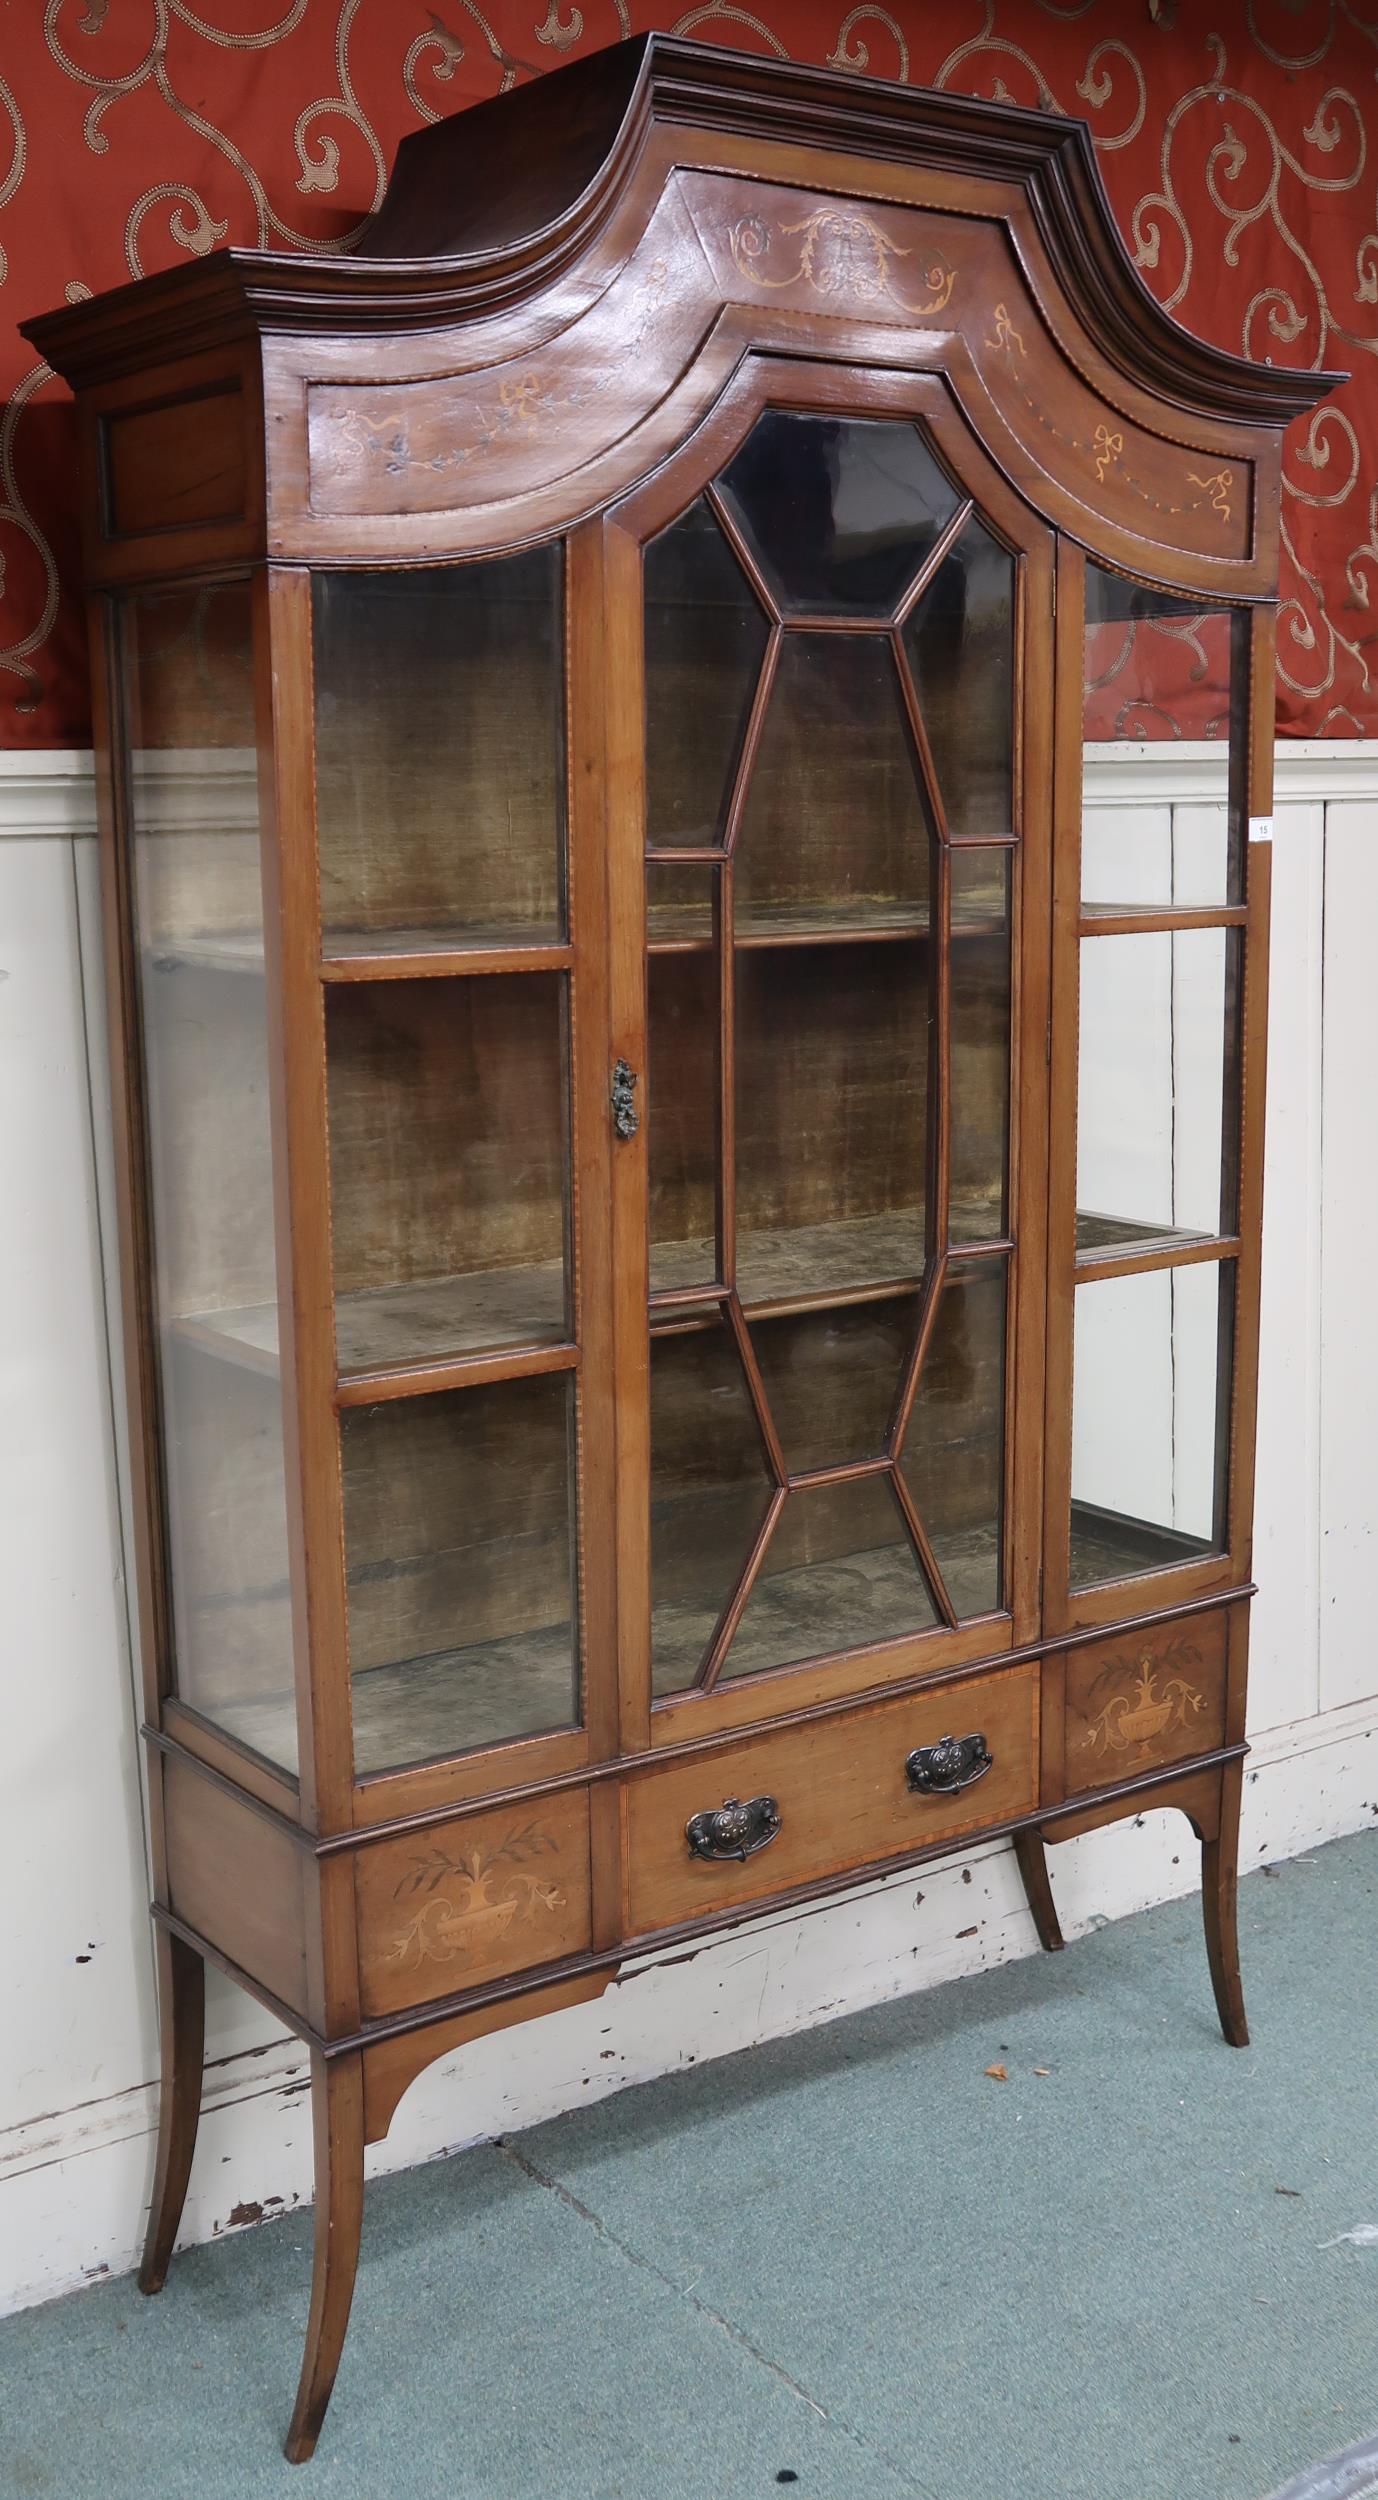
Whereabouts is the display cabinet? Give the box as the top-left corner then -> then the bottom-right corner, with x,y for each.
25,35 -> 1336,2461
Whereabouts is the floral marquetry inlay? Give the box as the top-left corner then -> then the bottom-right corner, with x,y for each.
357,1794 -> 593,2018
727,207 -> 957,316
387,1824 -> 567,1974
980,293 -> 1247,549
305,227 -> 683,518
1084,1651 -> 1205,1757
1063,1618 -> 1228,1797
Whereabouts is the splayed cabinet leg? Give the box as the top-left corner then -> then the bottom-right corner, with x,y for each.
138,1926 -> 206,2296
1200,1761 -> 1249,2048
284,2049 -> 366,2466
1013,1829 -> 1065,1953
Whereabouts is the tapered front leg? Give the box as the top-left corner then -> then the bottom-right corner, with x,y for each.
1200,1761 -> 1249,2048
139,1925 -> 206,2295
1013,1829 -> 1065,1953
284,2049 -> 366,2465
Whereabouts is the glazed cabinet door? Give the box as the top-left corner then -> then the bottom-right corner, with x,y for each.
1045,550 -> 1265,1632
608,370 -> 1054,1742
274,541 -> 617,1821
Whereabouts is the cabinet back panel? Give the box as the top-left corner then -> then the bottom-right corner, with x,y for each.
736,946 -> 929,1241
313,554 -> 564,945
341,1375 -> 577,1658
737,632 -> 935,916
326,976 -> 570,1300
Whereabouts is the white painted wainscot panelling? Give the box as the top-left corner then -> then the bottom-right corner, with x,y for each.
1,743 -> 1375,2316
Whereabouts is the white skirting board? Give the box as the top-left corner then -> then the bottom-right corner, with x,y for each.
0,742 -> 1375,2318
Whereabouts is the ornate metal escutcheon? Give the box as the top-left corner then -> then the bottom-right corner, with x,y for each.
906,1733 -> 992,1796
685,1794 -> 781,1862
611,1057 -> 640,1138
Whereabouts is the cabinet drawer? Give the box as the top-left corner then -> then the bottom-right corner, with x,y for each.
355,1790 -> 592,2019
1063,1612 -> 1228,1798
625,1666 -> 1039,1936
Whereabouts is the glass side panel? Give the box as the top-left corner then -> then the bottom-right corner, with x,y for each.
950,850 -> 1012,1246
325,975 -> 570,1373
1077,930 -> 1241,1258
650,1314 -> 775,1697
903,517 -> 1016,837
735,945 -> 929,1308
1070,1262 -> 1234,1588
341,1375 -> 579,1775
721,1475 -> 938,1679
749,1299 -> 919,1475
644,498 -> 768,849
648,862 -> 720,1296
900,1260 -> 1007,1620
1082,562 -> 1238,909
122,582 -> 297,1776
735,633 -> 935,935
313,550 -> 564,952
720,410 -> 960,617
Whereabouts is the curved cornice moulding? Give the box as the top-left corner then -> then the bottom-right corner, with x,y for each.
23,35 -> 1343,429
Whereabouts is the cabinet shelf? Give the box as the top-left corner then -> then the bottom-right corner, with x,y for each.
147,927 -> 569,981
1074,1209 -> 1211,1261
649,1209 -> 929,1320
1069,1499 -> 1213,1586
217,1625 -> 577,1780
148,934 -> 267,976
647,899 -> 1005,953
652,1521 -> 1001,1694
171,1260 -> 570,1385
216,1524 -> 1008,1776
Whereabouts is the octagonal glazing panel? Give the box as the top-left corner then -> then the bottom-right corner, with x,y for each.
720,410 -> 960,617
721,1475 -> 938,1679
735,632 -> 936,937
644,496 -> 769,849
902,517 -> 1016,838
650,1312 -> 775,1695
899,1261 -> 1007,1621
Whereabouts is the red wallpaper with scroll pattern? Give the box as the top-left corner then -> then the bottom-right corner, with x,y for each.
2,2 -> 1376,747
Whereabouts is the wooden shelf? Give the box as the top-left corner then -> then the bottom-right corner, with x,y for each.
147,928 -> 567,980
217,1625 -> 577,1780
648,899 -> 1005,953
1075,1209 -> 1211,1261
219,1528 -> 1005,1769
322,923 -> 568,979
1069,1499 -> 1213,1587
652,1523 -> 1000,1694
171,1259 -> 570,1385
651,1209 -> 927,1319
148,934 -> 266,975
175,1208 -> 1014,1380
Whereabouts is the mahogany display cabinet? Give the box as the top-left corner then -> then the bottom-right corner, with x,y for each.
25,35 -> 1337,2462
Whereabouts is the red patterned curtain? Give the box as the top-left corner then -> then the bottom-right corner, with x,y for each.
2,2 -> 1375,747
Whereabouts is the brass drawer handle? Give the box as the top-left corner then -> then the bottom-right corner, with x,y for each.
611,1057 -> 640,1138
686,1794 -> 781,1862
906,1733 -> 992,1796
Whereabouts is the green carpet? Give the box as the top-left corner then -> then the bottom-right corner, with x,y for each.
3,1828 -> 1377,2499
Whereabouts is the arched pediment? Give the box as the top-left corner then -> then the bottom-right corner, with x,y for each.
26,34 -> 1340,594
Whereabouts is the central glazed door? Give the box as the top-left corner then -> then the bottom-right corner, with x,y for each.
605,361 -> 1055,1749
